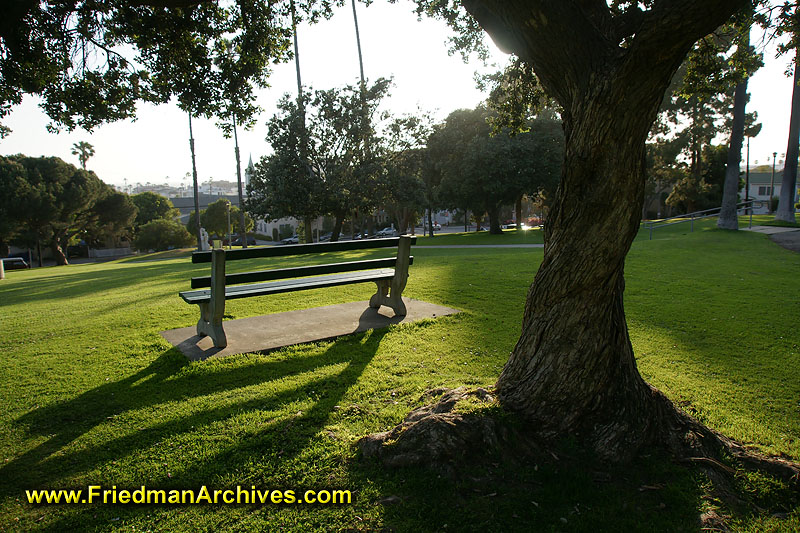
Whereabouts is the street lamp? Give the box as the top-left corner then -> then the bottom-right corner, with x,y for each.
745,137 -> 750,213
770,151 -> 777,214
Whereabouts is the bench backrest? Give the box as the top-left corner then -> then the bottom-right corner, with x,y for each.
190,236 -> 416,289
191,237 -> 412,263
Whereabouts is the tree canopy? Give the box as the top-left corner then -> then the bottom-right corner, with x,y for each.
131,191 -> 180,228
432,107 -> 562,233
248,79 -> 394,241
0,0 -> 344,131
0,155 -> 135,264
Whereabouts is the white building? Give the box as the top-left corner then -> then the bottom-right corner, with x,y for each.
741,171 -> 799,214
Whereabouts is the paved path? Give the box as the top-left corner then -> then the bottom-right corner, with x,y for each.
418,244 -> 544,249
742,225 -> 800,253
741,225 -> 800,235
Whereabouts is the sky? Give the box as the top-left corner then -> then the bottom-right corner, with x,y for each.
0,0 -> 796,189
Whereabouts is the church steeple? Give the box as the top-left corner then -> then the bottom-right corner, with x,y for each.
245,154 -> 254,190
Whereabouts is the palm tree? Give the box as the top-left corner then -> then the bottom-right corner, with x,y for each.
71,141 -> 95,170
291,0 -> 314,244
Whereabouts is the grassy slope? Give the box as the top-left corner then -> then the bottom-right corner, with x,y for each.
0,225 -> 797,531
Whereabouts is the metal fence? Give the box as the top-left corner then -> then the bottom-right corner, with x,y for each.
88,247 -> 134,258
645,200 -> 755,240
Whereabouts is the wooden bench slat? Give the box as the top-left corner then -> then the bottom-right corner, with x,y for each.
180,268 -> 396,304
190,256 -> 414,289
191,236 -> 417,263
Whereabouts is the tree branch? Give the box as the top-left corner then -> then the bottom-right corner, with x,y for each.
616,0 -> 749,114
461,1 -> 613,106
127,0 -> 207,8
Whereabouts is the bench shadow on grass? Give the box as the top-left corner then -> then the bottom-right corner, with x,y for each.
3,322 -> 388,517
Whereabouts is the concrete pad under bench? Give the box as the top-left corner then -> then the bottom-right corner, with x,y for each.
160,297 -> 460,361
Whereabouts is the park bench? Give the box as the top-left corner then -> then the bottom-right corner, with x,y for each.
179,235 -> 415,349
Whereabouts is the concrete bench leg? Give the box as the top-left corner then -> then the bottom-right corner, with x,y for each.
195,249 -> 227,348
368,236 -> 411,317
197,302 -> 227,348
369,280 -> 390,309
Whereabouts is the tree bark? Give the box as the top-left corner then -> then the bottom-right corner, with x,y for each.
515,195 -> 523,228
776,45 -> 800,223
497,95 -> 661,459
462,0 -> 747,460
427,208 -> 434,237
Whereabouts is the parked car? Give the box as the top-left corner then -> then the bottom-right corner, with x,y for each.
376,227 -> 398,237
423,222 -> 441,231
1,257 -> 30,270
231,236 -> 257,246
281,235 -> 299,245
319,232 -> 333,242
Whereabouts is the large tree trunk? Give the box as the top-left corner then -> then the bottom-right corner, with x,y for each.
515,195 -> 523,228
776,45 -> 800,223
496,89 -> 664,459
460,0 -> 744,463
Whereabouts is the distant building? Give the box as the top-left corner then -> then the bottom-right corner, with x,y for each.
741,171 -> 799,214
130,182 -> 184,197
170,194 -> 242,224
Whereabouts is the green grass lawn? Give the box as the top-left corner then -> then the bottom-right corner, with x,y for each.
0,227 -> 798,531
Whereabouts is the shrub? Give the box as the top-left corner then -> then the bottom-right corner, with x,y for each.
278,224 -> 294,240
134,218 -> 195,252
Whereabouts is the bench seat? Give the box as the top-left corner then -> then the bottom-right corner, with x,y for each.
179,268 -> 396,305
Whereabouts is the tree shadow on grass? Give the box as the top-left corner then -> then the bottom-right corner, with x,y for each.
0,262 -> 200,305
3,327 -> 387,508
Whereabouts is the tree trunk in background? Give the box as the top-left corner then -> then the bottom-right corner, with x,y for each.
232,115 -> 248,248
51,235 -> 68,266
303,216 -> 313,243
331,213 -> 345,242
488,206 -> 502,234
427,208 -> 434,237
188,113 -> 202,251
515,195 -> 523,228
464,210 -> 468,232
718,41 -> 749,229
776,45 -> 800,223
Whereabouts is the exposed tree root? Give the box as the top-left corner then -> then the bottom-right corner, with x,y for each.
650,387 -> 800,488
358,387 -> 799,522
358,387 -> 542,475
